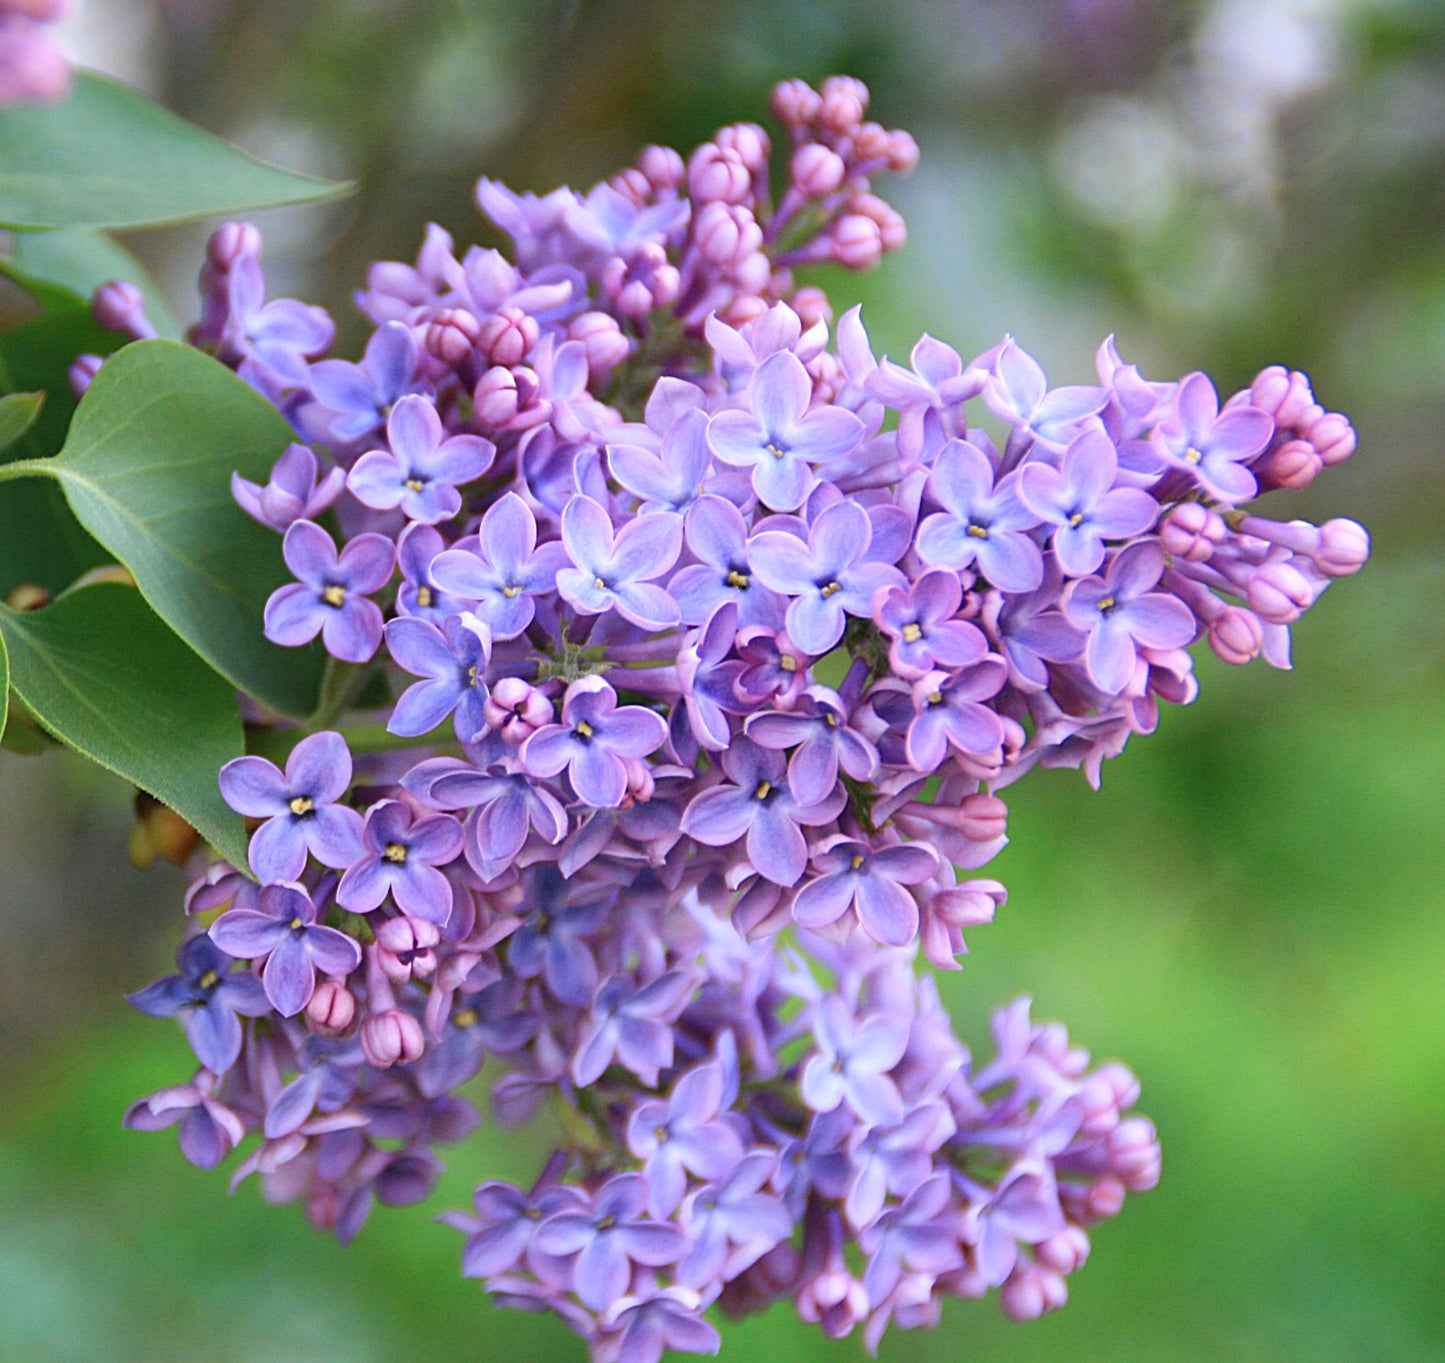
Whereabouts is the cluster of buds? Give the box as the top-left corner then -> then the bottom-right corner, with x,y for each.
116,76 -> 1364,1359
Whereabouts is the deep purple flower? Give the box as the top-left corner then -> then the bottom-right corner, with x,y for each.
625,1061 -> 746,1217
124,1071 -> 246,1171
680,739 -> 845,885
801,997 -> 910,1127
792,836 -> 938,946
980,564 -> 1086,693
218,730 -> 364,881
707,350 -> 864,510
669,494 -> 788,630
1060,542 -> 1197,694
209,881 -> 362,1017
872,569 -> 990,679
1153,372 -> 1272,503
571,970 -> 694,1087
231,442 -> 346,533
1017,428 -> 1158,576
429,492 -> 569,638
263,520 -> 395,662
305,319 -> 420,444
750,501 -> 905,655
126,935 -> 271,1073
522,676 -> 667,809
335,800 -> 464,923
734,626 -> 810,706
347,394 -> 495,524
905,657 -> 1008,771
534,1173 -> 688,1311
384,612 -> 493,741
916,439 -> 1043,592
450,1179 -> 589,1280
556,496 -> 683,630
745,683 -> 879,805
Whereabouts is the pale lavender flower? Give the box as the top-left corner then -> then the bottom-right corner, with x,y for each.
905,659 -> 1008,771
218,730 -> 364,881
845,1100 -> 956,1229
677,1151 -> 791,1288
209,882 -> 362,1018
305,320 -> 420,444
872,570 -> 990,680
384,613 -> 493,741
625,1061 -> 745,1217
801,997 -> 909,1127
791,836 -> 938,946
963,1162 -> 1066,1287
1153,372 -> 1272,503
394,522 -> 475,624
556,496 -> 683,630
335,800 -> 464,922
219,254 -> 335,389
231,443 -> 346,532
744,684 -> 878,805
982,340 -> 1106,451
263,520 -> 395,662
508,869 -> 607,1009
451,1179 -> 588,1280
608,407 -> 714,513
677,602 -> 748,753
347,394 -> 495,524
669,494 -> 788,630
859,1173 -> 962,1306
599,1286 -> 721,1363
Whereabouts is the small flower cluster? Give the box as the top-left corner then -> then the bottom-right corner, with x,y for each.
119,77 -> 1364,1359
0,0 -> 68,107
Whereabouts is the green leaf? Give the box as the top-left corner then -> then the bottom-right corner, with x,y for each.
0,71 -> 352,230
1,228 -> 182,339
0,390 -> 43,455
0,617 -> 7,746
1,339 -> 328,716
0,583 -> 247,866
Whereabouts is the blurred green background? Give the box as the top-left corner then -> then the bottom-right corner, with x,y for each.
3,0 -> 1445,1359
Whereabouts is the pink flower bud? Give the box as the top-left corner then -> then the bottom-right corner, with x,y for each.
732,250 -> 772,295
1249,365 -> 1315,427
1306,410 -> 1356,465
1208,605 -> 1262,665
1106,1116 -> 1162,1190
1316,518 -> 1369,577
475,306 -> 538,367
831,214 -> 883,270
361,1008 -> 426,1068
67,352 -> 104,398
637,143 -> 684,191
818,75 -> 869,133
1062,1176 -> 1127,1225
375,916 -> 441,983
720,293 -> 769,327
93,279 -> 157,340
1247,560 -> 1313,624
715,122 -> 770,172
852,121 -> 890,161
999,1265 -> 1068,1321
206,221 -> 262,272
483,676 -> 553,742
306,979 -> 357,1034
1257,438 -> 1321,492
791,143 -> 846,196
608,167 -> 651,206
771,78 -> 821,126
694,201 -> 763,267
792,286 -> 833,330
687,143 -> 751,204
621,757 -> 655,806
886,129 -> 921,172
1034,1226 -> 1091,1276
472,366 -> 519,426
1159,501 -> 1225,561
425,307 -> 481,366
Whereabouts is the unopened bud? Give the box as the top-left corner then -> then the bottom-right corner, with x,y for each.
791,143 -> 846,196
1257,438 -> 1321,492
830,214 -> 883,270
1306,411 -> 1356,465
483,675 -> 553,742
476,306 -> 538,367
93,279 -> 157,340
999,1265 -> 1067,1321
425,308 -> 481,367
1316,518 -> 1369,577
361,1007 -> 426,1068
715,122 -> 770,172
206,221 -> 262,272
307,979 -> 357,1034
694,201 -> 763,267
1247,560 -> 1313,624
568,311 -> 630,375
375,915 -> 441,982
1158,501 -> 1225,562
771,78 -> 821,126
637,143 -> 684,191
1208,606 -> 1262,665
687,143 -> 751,204
818,75 -> 869,133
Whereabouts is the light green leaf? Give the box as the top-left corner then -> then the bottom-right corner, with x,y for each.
1,228 -> 182,339
0,71 -> 351,230
0,390 -> 43,455
1,339 -> 328,716
0,583 -> 247,866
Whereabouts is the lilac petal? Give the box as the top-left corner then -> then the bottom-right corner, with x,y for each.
574,1236 -> 631,1311
751,449 -> 813,512
854,876 -> 919,946
336,858 -> 391,913
792,873 -> 856,928
246,817 -> 308,882
1123,594 -> 1197,649
387,393 -> 443,463
218,756 -> 289,817
389,677 -> 463,737
261,933 -> 317,1016
281,518 -> 338,587
345,450 -> 405,511
286,731 -> 353,804
1111,541 -> 1166,598
610,581 -> 681,630
794,405 -> 865,463
263,583 -> 323,647
681,786 -> 755,846
748,811 -> 807,885
186,1003 -> 243,1073
604,707 -> 668,759
706,411 -> 767,467
784,594 -> 845,656
976,532 -> 1044,593
1086,621 -> 1136,694
177,1108 -> 234,1170
561,495 -> 615,572
305,804 -> 365,869
336,533 -> 397,595
320,598 -> 385,663
610,513 -> 683,584
789,738 -> 839,806
305,924 -> 363,978
570,743 -> 628,807
427,434 -> 494,485
747,530 -> 819,596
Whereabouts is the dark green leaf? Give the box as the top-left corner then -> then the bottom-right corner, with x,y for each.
0,583 -> 247,866
1,228 -> 182,339
7,339 -> 328,716
0,390 -> 42,455
0,71 -> 351,230
0,617 -> 7,745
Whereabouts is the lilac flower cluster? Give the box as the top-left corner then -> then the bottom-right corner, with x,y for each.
119,76 -> 1365,1359
0,0 -> 68,106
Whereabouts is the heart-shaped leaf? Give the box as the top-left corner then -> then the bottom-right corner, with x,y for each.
0,583 -> 247,866
0,71 -> 351,230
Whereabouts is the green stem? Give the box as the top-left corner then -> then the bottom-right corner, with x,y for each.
0,458 -> 55,483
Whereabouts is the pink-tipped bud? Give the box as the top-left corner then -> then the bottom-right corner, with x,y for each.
473,365 -> 545,429
608,167 -> 650,206
206,221 -> 262,272
67,352 -> 104,398
830,214 -> 883,270
475,306 -> 538,368
1249,365 -> 1315,428
1257,438 -> 1321,492
622,757 -> 655,807
361,1008 -> 426,1068
791,143 -> 846,196
637,143 -> 684,192
1306,411 -> 1356,465
732,249 -> 772,295
1247,560 -> 1313,624
852,121 -> 891,161
93,279 -> 157,340
772,78 -> 821,126
1000,1265 -> 1068,1322
1035,1226 -> 1091,1276
913,791 -> 1009,843
791,286 -> 833,330
375,916 -> 441,983
1095,1059 -> 1142,1112
568,310 -> 630,375
886,129 -> 920,172
425,307 -> 481,367
687,143 -> 752,204
1208,605 -> 1263,665
307,980 -> 357,1034
1107,1117 -> 1162,1190
1159,501 -> 1225,562
603,243 -> 680,317
720,293 -> 769,328
716,122 -> 770,172
818,75 -> 869,133
1074,1073 -> 1123,1140
484,676 -> 553,743
694,201 -> 764,267
1062,1176 -> 1127,1225
1316,518 -> 1370,577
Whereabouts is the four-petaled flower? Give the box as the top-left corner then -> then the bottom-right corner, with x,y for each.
555,495 -> 683,630
263,520 -> 395,662
792,835 -> 939,946
335,799 -> 464,923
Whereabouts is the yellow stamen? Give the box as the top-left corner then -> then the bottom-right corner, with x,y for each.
453,1007 -> 479,1029
819,581 -> 841,598
321,584 -> 346,607
966,524 -> 988,540
383,842 -> 408,864
198,970 -> 220,990
1184,446 -> 1203,465
780,655 -> 798,672
1097,595 -> 1116,612
594,576 -> 607,590
415,585 -> 433,608
902,622 -> 923,643
502,584 -> 522,598
765,442 -> 786,460
726,569 -> 750,589
754,780 -> 772,800
1068,512 -> 1085,528
575,719 -> 594,739
850,854 -> 866,870
289,796 -> 315,816
404,477 -> 426,492
289,916 -> 305,931
927,690 -> 944,705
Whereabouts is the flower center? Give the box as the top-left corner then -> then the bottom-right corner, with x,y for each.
902,622 -> 923,643
966,523 -> 989,540
289,916 -> 305,931
1068,511 -> 1085,528
574,719 -> 595,742
1184,446 -> 1203,465
818,579 -> 842,598
321,584 -> 347,608
850,853 -> 866,870
289,795 -> 315,817
764,441 -> 787,460
779,654 -> 798,672
753,780 -> 773,801
593,576 -> 608,591
404,477 -> 426,492
501,584 -> 523,598
927,689 -> 945,706
1097,594 -> 1116,613
453,1007 -> 479,1029
383,842 -> 408,864
415,585 -> 434,608
726,568 -> 750,589
198,969 -> 220,990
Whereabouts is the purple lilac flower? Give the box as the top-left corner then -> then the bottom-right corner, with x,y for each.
384,613 -> 492,741
429,492 -> 569,638
744,684 -> 878,804
305,319 -> 420,444
734,626 -> 810,706
1153,372 -> 1273,503
872,569 -> 990,679
123,1072 -> 245,1170
219,254 -> 335,389
1061,542 -> 1197,694
1017,428 -> 1158,576
749,500 -> 905,655
801,997 -> 909,1127
707,350 -> 864,510
677,602 -> 748,753
677,1150 -> 791,1288
394,522 -> 475,624
335,800 -> 464,923
600,1287 -> 722,1363
845,1100 -> 955,1230
669,494 -> 788,630
209,882 -> 362,1018
218,730 -> 364,881
608,407 -> 715,513
522,676 -> 667,809
451,1179 -> 589,1280
981,564 -> 1086,693
916,439 -> 1044,592
263,520 -> 395,663
964,1161 -> 1066,1287
125,935 -> 271,1074
507,869 -> 607,1009
681,739 -> 844,885
859,1173 -> 962,1306
625,1060 -> 745,1217
982,340 -> 1106,451
905,657 -> 1008,771
347,394 -> 495,524
791,836 -> 938,946
555,496 -> 683,631
231,442 -> 346,532
571,970 -> 694,1087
